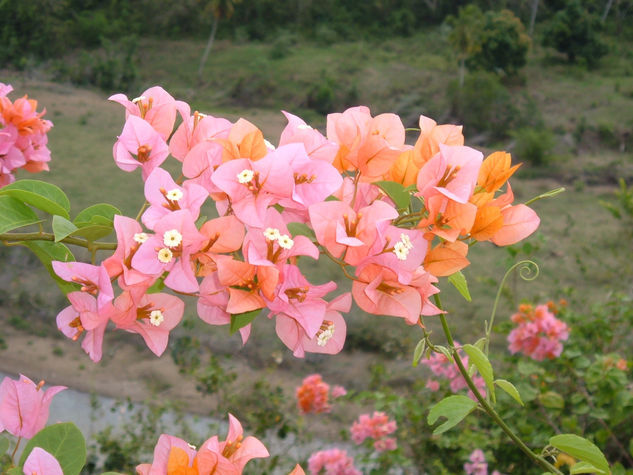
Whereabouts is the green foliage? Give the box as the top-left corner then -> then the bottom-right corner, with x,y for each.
447,71 -> 518,139
511,127 -> 555,166
468,9 -> 531,76
232,379 -> 296,438
86,400 -> 179,474
601,178 -> 633,224
54,36 -> 139,93
543,0 -> 608,66
447,6 -> 530,77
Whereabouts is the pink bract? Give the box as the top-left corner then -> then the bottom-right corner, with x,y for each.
23,447 -> 64,475
0,374 -> 66,439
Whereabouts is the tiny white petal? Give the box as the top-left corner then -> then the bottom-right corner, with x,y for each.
163,229 -> 182,248
237,169 -> 255,184
149,310 -> 164,326
278,234 -> 294,250
263,227 -> 281,240
133,232 -> 149,244
157,247 -> 173,263
166,188 -> 183,201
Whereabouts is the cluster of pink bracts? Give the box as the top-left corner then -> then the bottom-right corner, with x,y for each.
48,85 -> 540,362
507,303 -> 570,361
0,83 -> 52,187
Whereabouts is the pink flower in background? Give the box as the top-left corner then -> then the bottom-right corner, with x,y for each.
0,82 -> 53,186
22,447 -> 64,475
350,411 -> 397,452
296,374 -> 333,414
464,449 -> 488,475
308,448 -> 361,475
421,343 -> 487,400
507,303 -> 569,361
0,374 -> 65,439
464,449 -> 506,475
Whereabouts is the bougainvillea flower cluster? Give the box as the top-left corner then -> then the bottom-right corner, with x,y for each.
507,303 -> 570,361
296,374 -> 346,414
46,85 -> 540,362
421,341 -> 487,399
349,411 -> 397,452
0,83 -> 52,187
136,414 -> 268,474
307,448 -> 361,475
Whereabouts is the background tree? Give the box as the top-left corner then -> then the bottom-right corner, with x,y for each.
542,0 -> 608,65
446,4 -> 484,88
197,0 -> 242,82
467,9 -> 531,76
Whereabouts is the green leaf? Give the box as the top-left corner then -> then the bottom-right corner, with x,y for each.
0,179 -> 70,219
463,344 -> 495,403
374,180 -> 411,210
20,240 -> 76,294
70,223 -> 114,241
146,276 -> 166,294
494,379 -> 524,406
549,434 -> 610,475
6,468 -> 22,475
287,222 -> 316,239
428,395 -> 477,435
0,435 -> 9,454
19,422 -> 86,475
52,215 -> 78,242
448,271 -> 472,302
99,473 -> 126,475
518,359 -> 545,375
539,391 -> 565,409
570,461 -> 606,474
473,337 -> 486,351
0,195 -> 41,233
73,203 -> 120,225
412,339 -> 426,367
434,345 -> 453,361
230,309 -> 261,334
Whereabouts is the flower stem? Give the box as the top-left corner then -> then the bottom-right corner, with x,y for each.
10,436 -> 21,462
0,232 -> 117,251
433,294 -> 563,475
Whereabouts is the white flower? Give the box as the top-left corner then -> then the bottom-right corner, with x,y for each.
393,241 -> 409,261
133,232 -> 149,244
157,247 -> 173,263
317,322 -> 335,346
263,228 -> 281,241
163,229 -> 182,248
149,310 -> 164,326
278,234 -> 294,250
166,188 -> 183,201
237,169 -> 254,184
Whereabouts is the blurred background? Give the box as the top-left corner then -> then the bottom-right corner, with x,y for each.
1,1 -> 633,473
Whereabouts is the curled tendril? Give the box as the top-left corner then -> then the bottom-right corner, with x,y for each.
484,259 -> 540,354
517,259 -> 539,281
